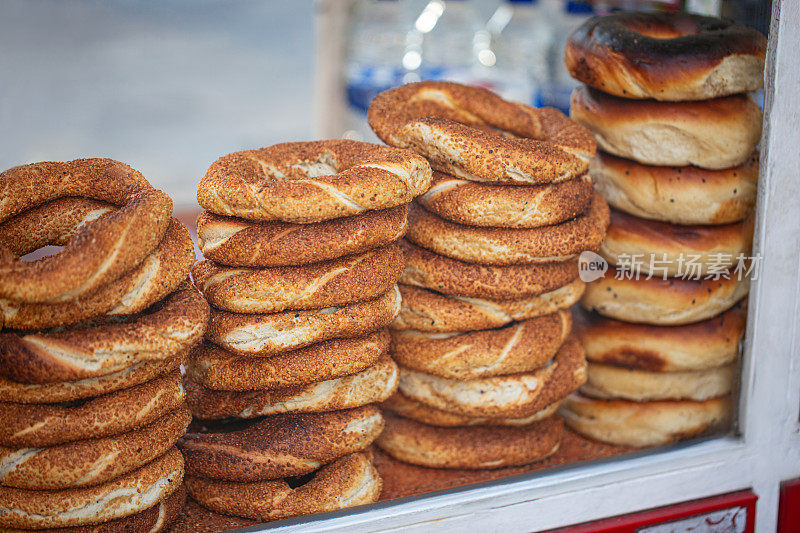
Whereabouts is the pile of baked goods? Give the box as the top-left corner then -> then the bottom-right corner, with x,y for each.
182,140 -> 432,521
367,81 -> 610,468
0,15 -> 768,526
562,12 -> 765,447
0,159 -> 209,530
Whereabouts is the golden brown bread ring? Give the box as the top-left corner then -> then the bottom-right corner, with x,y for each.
186,355 -> 398,420
400,240 -> 578,300
0,406 -> 189,490
390,310 -> 572,380
0,447 -> 184,529
192,243 -> 404,314
582,362 -> 735,402
0,159 -> 172,303
0,212 -> 195,330
393,280 -> 584,332
407,192 -> 609,265
573,304 -> 745,372
368,81 -> 595,184
168,497 -> 257,533
591,151 -> 758,225
0,484 -> 187,533
197,206 -> 407,267
376,413 -> 562,469
0,284 -> 209,384
0,355 -> 184,405
185,451 -> 381,522
187,330 -> 389,391
600,208 -> 754,277
179,406 -> 383,482
570,86 -> 762,169
581,272 -> 750,325
565,12 -> 766,101
383,391 -> 562,427
418,171 -> 593,228
206,286 -> 400,356
197,140 -> 431,223
560,393 -> 732,447
0,197 -> 112,260
398,337 -> 587,419
0,370 -> 184,448
373,434 -> 635,500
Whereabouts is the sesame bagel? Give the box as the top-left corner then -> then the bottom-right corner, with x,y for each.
0,158 -> 172,303
570,86 -> 762,169
406,193 -> 609,265
180,406 -> 383,482
581,272 -> 750,325
417,171 -> 593,228
187,355 -> 398,420
205,286 -> 400,356
0,370 -> 185,448
398,337 -> 587,419
591,151 -> 758,225
185,451 -> 381,522
0,284 -> 209,384
383,392 -> 562,427
600,209 -> 754,277
560,393 -> 732,447
192,243 -> 404,314
582,362 -> 735,402
197,140 -> 431,223
369,81 -> 595,184
393,279 -> 585,332
391,310 -> 572,380
0,406 -> 189,490
169,497 -> 256,533
0,197 -> 111,259
573,304 -> 745,372
565,12 -> 766,101
1,483 -> 187,533
376,413 -> 562,469
400,240 -> 578,300
187,330 -> 389,392
0,355 -> 184,405
197,205 -> 407,267
0,215 -> 195,330
0,447 -> 183,529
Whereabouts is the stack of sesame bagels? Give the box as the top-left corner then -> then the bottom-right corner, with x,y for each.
184,140 -> 432,521
0,159 -> 209,531
562,13 -> 765,447
368,81 -> 610,469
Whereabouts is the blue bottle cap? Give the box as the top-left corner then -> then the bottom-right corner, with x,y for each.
566,1 -> 593,14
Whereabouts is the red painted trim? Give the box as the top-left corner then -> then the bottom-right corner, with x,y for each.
778,478 -> 800,533
551,490 -> 757,532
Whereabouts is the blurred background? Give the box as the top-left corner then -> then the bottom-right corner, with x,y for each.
0,0 -> 771,211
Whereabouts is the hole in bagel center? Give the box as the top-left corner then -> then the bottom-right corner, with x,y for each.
39,306 -> 142,335
286,151 -> 338,178
410,90 -> 517,138
56,397 -> 90,408
20,245 -> 64,262
188,417 -> 256,434
624,19 -> 700,39
285,471 -> 316,489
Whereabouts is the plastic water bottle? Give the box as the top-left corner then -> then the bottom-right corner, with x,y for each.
414,0 -> 483,84
542,0 -> 595,114
488,0 -> 554,106
344,0 -> 409,140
